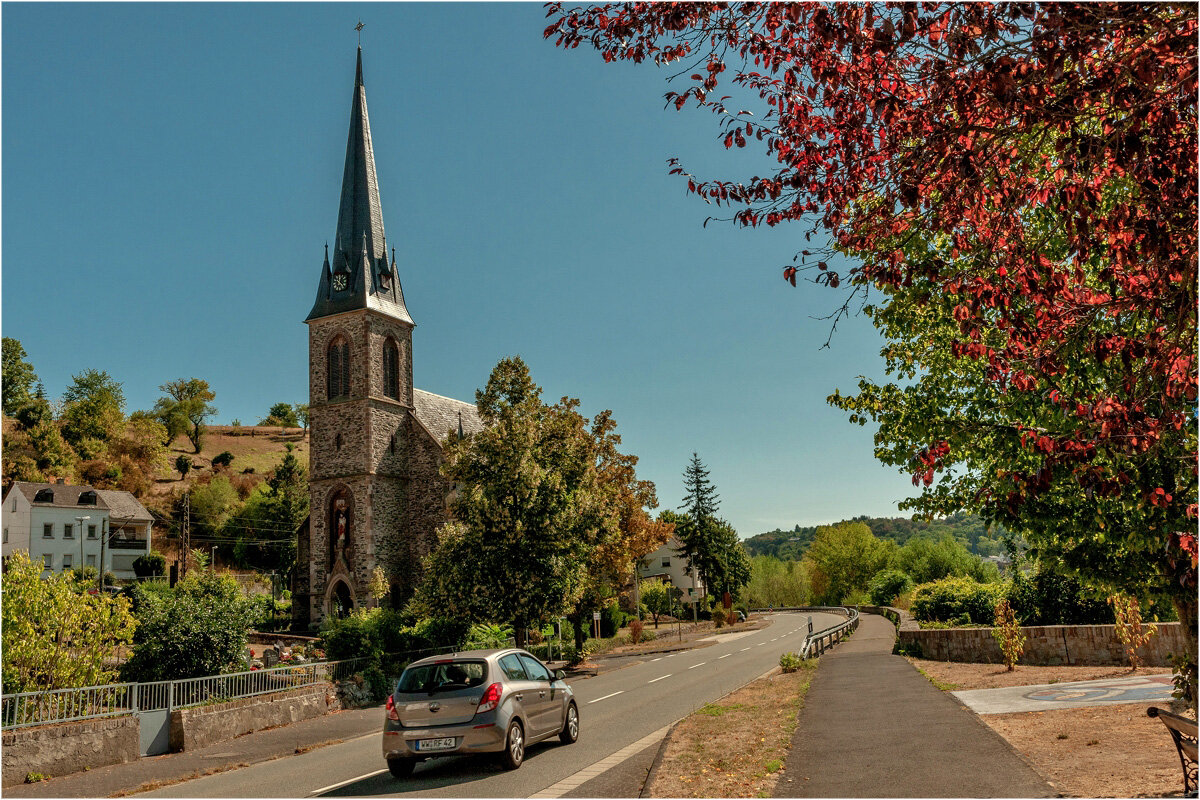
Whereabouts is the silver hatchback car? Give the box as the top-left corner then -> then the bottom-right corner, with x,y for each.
382,648 -> 579,777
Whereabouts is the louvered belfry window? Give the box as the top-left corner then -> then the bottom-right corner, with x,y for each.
383,339 -> 400,400
328,337 -> 351,399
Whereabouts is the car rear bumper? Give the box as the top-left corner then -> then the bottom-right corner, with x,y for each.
382,721 -> 506,759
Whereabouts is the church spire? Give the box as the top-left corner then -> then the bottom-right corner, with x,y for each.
308,46 -> 412,324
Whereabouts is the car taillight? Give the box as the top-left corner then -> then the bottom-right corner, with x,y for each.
476,682 -> 502,715
386,693 -> 399,721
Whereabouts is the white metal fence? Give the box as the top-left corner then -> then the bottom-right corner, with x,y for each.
1,658 -> 365,730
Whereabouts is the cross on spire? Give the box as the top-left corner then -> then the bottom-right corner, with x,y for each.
355,20 -> 364,46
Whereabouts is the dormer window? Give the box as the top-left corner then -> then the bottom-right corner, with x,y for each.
78,490 -> 97,505
33,488 -> 54,503
377,258 -> 391,291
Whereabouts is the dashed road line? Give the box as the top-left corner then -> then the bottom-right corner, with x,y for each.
648,674 -> 671,683
688,662 -> 707,669
740,647 -> 751,652
587,691 -> 625,704
718,654 -> 731,659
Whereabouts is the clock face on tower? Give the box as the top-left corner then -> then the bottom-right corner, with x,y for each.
332,273 -> 348,292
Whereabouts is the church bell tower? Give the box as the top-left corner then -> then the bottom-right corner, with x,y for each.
298,47 -> 414,623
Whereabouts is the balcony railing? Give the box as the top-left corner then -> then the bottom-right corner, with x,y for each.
108,539 -> 149,550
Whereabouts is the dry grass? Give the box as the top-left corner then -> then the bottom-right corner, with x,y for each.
648,662 -> 817,798
908,658 -> 1189,797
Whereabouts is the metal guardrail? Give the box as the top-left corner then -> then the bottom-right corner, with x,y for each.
1,658 -> 366,730
799,606 -> 860,658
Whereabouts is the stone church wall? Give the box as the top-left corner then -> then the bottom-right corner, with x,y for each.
365,314 -> 413,408
400,419 -> 455,600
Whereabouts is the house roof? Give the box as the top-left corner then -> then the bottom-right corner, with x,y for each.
95,490 -> 153,523
412,389 -> 484,444
11,481 -> 109,510
307,47 -> 412,325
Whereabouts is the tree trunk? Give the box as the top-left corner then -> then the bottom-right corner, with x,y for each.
1170,592 -> 1198,710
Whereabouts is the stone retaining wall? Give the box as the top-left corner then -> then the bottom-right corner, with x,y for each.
169,685 -> 333,752
863,607 -> 1187,666
1,716 -> 139,787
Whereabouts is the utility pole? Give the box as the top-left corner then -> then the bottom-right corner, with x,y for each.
181,492 -> 191,579
98,519 -> 108,593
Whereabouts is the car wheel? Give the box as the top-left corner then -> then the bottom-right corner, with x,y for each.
559,702 -> 579,745
499,719 -> 525,770
387,758 -> 416,778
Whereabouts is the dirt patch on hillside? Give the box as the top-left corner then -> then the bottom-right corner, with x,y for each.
648,663 -> 816,798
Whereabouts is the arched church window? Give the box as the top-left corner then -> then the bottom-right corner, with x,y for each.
327,336 -> 350,399
383,339 -> 400,400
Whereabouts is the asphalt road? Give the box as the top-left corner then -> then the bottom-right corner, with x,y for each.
142,612 -> 841,798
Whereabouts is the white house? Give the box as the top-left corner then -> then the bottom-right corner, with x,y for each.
2,481 -> 154,578
638,535 -> 705,602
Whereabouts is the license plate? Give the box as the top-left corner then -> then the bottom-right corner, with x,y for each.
416,737 -> 457,752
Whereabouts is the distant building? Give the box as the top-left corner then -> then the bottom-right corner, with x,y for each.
2,481 -> 153,578
292,47 -> 484,627
637,535 -> 706,603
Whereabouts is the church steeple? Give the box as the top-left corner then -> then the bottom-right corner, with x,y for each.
307,47 -> 412,324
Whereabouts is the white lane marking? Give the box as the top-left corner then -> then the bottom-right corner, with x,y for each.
718,653 -> 731,659
650,657 -> 663,662
756,642 -> 766,647
588,691 -> 625,704
688,662 -> 707,669
530,723 -> 673,798
310,768 -> 387,795
648,674 -> 671,683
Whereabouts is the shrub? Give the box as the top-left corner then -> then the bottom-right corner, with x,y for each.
211,451 -> 234,470
121,572 -> 258,681
175,454 -> 191,479
779,652 -> 802,673
713,608 -> 727,628
629,619 -> 644,644
132,552 -> 167,578
465,622 -> 513,650
1109,594 -> 1157,671
600,600 -> 628,638
992,598 -> 1026,671
910,577 -> 1005,624
868,569 -> 914,606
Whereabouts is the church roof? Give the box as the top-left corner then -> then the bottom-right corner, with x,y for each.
412,389 -> 484,443
307,48 -> 413,325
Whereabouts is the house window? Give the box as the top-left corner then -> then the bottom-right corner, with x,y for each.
64,523 -> 75,539
43,523 -> 54,539
88,524 -> 97,539
62,554 -> 72,571
661,557 -> 671,568
87,555 -> 97,568
382,339 -> 400,399
2,528 -> 7,544
42,553 -> 53,569
327,336 -> 350,399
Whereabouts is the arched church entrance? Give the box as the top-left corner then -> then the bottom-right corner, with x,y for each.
330,580 -> 354,618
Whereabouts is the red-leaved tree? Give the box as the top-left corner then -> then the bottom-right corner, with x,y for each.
545,3 -> 1197,594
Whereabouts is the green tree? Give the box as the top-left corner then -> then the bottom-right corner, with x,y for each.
190,476 -> 239,534
295,403 -> 310,432
175,454 -> 192,479
889,535 -> 996,585
121,571 -> 258,681
228,445 -> 307,574
744,555 -> 812,609
261,402 -> 299,427
639,579 -> 681,628
416,357 -> 605,644
1,551 -> 136,693
60,369 -> 126,460
674,454 -> 723,606
2,338 -> 39,419
155,378 -> 217,453
802,522 -> 891,605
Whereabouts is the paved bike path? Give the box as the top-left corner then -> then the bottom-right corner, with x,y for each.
775,613 -> 1054,798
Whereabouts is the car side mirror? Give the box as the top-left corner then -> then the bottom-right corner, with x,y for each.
554,669 -> 566,681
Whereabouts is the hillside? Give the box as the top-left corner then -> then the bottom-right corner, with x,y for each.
144,425 -> 309,505
743,512 -> 1009,560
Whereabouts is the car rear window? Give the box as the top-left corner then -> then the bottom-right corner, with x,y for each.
396,660 -> 488,693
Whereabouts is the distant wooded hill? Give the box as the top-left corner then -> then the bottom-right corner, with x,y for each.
743,513 -> 1007,560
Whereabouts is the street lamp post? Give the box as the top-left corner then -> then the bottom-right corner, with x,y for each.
75,515 -> 90,576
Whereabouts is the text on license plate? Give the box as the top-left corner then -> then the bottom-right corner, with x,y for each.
417,737 -> 457,752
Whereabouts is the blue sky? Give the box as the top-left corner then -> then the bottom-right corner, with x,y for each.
2,2 -> 920,535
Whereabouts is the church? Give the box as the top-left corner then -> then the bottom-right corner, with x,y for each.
292,47 -> 483,627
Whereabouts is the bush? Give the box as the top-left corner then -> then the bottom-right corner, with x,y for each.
121,572 -> 258,681
910,577 -> 1005,624
211,451 -> 234,470
599,600 -> 628,638
465,622 -> 513,650
132,552 -> 167,578
629,619 -> 644,644
868,569 -> 913,606
779,652 -> 802,673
